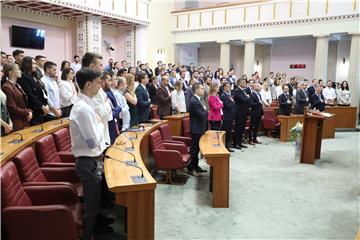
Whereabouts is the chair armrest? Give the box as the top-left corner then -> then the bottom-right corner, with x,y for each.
42,167 -> 80,183
59,152 -> 76,163
3,205 -> 78,240
24,185 -> 78,205
153,149 -> 184,169
22,182 -> 78,195
172,136 -> 192,146
163,143 -> 189,154
41,162 -> 75,168
163,140 -> 186,146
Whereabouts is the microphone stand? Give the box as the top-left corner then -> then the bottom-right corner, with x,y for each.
32,124 -> 44,133
105,155 -> 144,179
8,132 -> 24,144
122,133 -> 135,152
107,145 -> 138,166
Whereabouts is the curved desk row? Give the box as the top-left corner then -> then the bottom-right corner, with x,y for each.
0,119 -> 69,166
105,121 -> 167,240
199,131 -> 230,208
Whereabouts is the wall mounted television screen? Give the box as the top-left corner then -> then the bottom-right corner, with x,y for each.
11,25 -> 45,49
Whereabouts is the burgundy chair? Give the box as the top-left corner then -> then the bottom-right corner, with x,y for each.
159,124 -> 191,148
1,162 -> 82,240
182,117 -> 190,137
151,105 -> 160,120
263,109 -> 280,137
12,147 -> 83,198
35,135 -> 75,168
149,130 -> 191,184
52,128 -> 72,152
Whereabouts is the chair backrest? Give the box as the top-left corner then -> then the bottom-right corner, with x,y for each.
151,106 -> 160,120
159,124 -> 172,141
182,117 -> 190,137
35,135 -> 62,165
264,109 -> 276,119
52,128 -> 72,152
13,147 -> 47,183
149,130 -> 165,150
1,162 -> 32,209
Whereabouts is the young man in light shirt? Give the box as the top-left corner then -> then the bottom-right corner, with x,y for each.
71,55 -> 82,73
42,61 -> 62,121
322,80 -> 336,106
69,67 -> 106,240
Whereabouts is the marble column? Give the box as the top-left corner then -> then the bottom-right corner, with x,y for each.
219,41 -> 231,71
347,33 -> 360,117
243,40 -> 255,78
313,35 -> 329,80
76,16 -> 102,56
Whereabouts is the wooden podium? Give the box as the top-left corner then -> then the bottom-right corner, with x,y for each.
300,111 -> 334,164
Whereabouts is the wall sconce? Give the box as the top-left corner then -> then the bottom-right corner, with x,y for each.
342,57 -> 346,64
256,60 -> 259,66
157,49 -> 165,54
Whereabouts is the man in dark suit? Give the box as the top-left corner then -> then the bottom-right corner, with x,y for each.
233,78 -> 250,150
154,61 -> 162,77
188,83 -> 208,177
295,81 -> 309,114
307,79 -> 317,96
144,63 -> 153,78
249,83 -> 264,145
278,85 -> 292,116
287,77 -> 296,97
156,76 -> 172,119
135,72 -> 151,123
220,82 -> 235,152
309,84 -> 325,112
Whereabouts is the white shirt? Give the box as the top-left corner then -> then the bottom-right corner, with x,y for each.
42,75 -> 60,116
113,89 -> 131,130
336,89 -> 350,105
322,87 -> 336,101
260,89 -> 272,106
71,62 -> 81,73
58,80 -> 78,108
69,93 -> 106,157
171,89 -> 186,113
276,86 -> 283,99
93,88 -> 112,145
194,94 -> 206,110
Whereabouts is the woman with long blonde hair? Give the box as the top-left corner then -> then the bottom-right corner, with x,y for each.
124,74 -> 138,126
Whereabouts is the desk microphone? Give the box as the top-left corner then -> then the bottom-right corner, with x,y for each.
32,124 -> 44,133
123,128 -> 138,140
122,133 -> 135,152
8,133 -> 24,143
107,145 -> 136,163
105,155 -> 144,178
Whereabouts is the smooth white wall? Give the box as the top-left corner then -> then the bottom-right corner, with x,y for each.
270,38 -> 315,80
198,45 -> 219,71
176,44 -> 198,65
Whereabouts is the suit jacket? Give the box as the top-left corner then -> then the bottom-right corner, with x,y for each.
278,93 -> 292,116
208,95 -> 223,121
233,87 -> 251,116
105,89 -> 122,120
18,73 -> 48,124
250,91 -> 264,117
135,84 -> 151,123
145,68 -> 153,78
307,85 -> 315,96
295,89 -> 308,114
220,92 -> 235,121
154,67 -> 160,77
185,87 -> 193,112
147,83 -> 157,104
189,95 -> 208,134
156,86 -> 172,117
309,93 -> 325,112
1,81 -> 31,131
287,83 -> 294,97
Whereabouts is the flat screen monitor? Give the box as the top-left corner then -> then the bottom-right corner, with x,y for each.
11,25 -> 45,50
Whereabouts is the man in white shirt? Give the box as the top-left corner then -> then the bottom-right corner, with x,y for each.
42,61 -> 62,119
322,80 -> 336,105
71,55 -> 82,73
69,67 -> 106,240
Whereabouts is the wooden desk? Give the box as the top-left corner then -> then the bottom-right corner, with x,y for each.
104,122 -> 165,240
163,113 -> 189,136
325,106 -> 357,128
0,119 -> 69,166
278,113 -> 335,142
199,131 -> 230,208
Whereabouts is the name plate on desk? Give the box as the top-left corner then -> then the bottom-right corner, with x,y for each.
125,161 -> 138,167
9,139 -> 23,144
131,176 -> 148,184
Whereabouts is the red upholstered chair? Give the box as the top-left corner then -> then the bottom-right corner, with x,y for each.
182,117 -> 190,137
1,162 -> 82,240
52,128 -> 72,152
151,105 -> 160,120
263,109 -> 280,137
35,135 -> 75,168
12,147 -> 83,198
159,124 -> 191,148
149,130 -> 191,184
